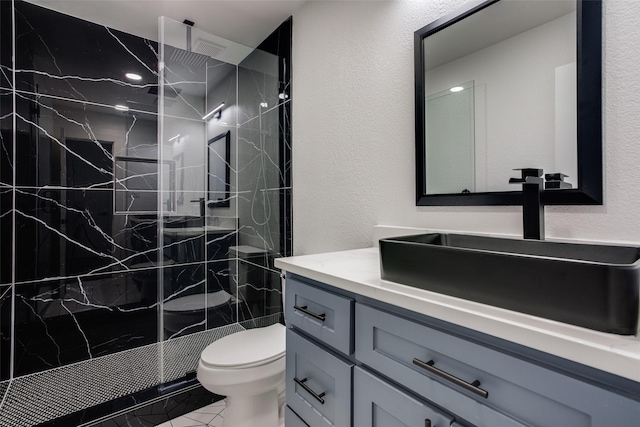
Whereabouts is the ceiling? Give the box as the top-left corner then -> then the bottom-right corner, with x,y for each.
25,0 -> 307,48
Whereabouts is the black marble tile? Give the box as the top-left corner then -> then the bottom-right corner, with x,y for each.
162,262 -> 206,339
161,261 -> 238,337
0,187 -> 11,285
14,188 -> 160,282
14,92 -> 157,188
13,270 -> 158,376
207,229 -> 235,261
0,0 -> 12,89
161,213 -> 215,266
235,260 -> 282,322
238,106 -> 290,254
238,53 -> 285,125
0,285 -> 11,380
236,102 -> 290,258
0,90 -> 12,186
206,260 -> 235,329
237,17 -> 291,126
14,1 -> 158,112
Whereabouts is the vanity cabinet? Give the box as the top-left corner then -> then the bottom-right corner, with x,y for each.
353,366 -> 455,427
285,274 -> 640,427
285,276 -> 355,427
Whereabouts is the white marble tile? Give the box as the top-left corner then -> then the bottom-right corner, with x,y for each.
156,401 -> 225,427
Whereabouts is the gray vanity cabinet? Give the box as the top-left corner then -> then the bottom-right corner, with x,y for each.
286,330 -> 353,427
285,276 -> 354,355
353,366 -> 455,427
286,407 -> 311,427
356,303 -> 640,427
285,274 -> 640,427
285,276 -> 356,427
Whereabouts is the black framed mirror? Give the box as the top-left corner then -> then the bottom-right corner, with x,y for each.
415,0 -> 602,206
207,131 -> 231,208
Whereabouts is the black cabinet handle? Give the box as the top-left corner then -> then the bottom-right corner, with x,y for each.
294,377 -> 326,404
424,419 -> 431,427
293,305 -> 326,322
413,358 -> 488,399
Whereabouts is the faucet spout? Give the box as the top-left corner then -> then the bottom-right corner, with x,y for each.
522,176 -> 544,240
509,168 -> 545,240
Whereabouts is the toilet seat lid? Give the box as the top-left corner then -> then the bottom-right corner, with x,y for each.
201,323 -> 286,368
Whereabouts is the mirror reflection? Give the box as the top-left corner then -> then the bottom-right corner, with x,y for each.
422,0 -> 578,195
207,131 -> 231,207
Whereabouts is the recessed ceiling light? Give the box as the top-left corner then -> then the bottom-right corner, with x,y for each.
114,104 -> 130,111
450,86 -> 464,93
125,72 -> 142,81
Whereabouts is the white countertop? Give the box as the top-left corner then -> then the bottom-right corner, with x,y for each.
275,247 -> 640,383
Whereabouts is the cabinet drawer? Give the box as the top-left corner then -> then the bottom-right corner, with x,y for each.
286,329 -> 353,427
356,303 -> 640,427
285,406 -> 309,427
286,276 -> 354,355
354,366 -> 454,427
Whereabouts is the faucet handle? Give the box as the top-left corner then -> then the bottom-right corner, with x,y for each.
509,168 -> 543,184
544,172 -> 572,189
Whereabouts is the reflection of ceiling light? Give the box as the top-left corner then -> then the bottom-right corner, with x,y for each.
260,102 -> 268,108
114,104 -> 130,111
450,86 -> 464,93
202,102 -> 225,120
278,92 -> 289,100
169,134 -> 181,142
125,72 -> 142,81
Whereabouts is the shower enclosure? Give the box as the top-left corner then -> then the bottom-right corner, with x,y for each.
0,1 -> 291,423
157,17 -> 291,380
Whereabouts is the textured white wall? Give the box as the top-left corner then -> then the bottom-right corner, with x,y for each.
292,0 -> 640,255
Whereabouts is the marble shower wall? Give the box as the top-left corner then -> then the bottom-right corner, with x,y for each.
236,20 -> 292,321
0,7 -> 291,421
2,0 -> 162,380
0,8 -> 291,425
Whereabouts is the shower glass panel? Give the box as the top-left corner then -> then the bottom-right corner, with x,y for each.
236,48 -> 286,322
159,16 -> 287,383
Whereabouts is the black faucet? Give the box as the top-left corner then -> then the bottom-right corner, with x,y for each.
509,168 -> 545,240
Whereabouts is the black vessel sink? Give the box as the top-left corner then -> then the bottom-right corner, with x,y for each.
379,234 -> 640,335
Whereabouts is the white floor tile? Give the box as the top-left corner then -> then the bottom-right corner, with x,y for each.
157,399 -> 284,427
155,401 -> 225,427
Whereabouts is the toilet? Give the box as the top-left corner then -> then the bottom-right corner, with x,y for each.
197,322 -> 286,427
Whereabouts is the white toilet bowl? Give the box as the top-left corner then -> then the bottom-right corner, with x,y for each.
197,323 -> 286,427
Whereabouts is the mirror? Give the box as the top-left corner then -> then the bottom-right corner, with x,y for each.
207,131 -> 231,207
415,0 -> 602,206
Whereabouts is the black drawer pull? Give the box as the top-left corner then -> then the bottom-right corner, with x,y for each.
294,377 -> 326,404
293,305 -> 326,322
413,358 -> 489,399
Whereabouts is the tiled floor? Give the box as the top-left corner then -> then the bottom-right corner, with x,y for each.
156,400 -> 226,427
157,399 -> 288,427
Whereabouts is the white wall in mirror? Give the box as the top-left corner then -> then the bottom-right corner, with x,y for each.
425,6 -> 576,193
